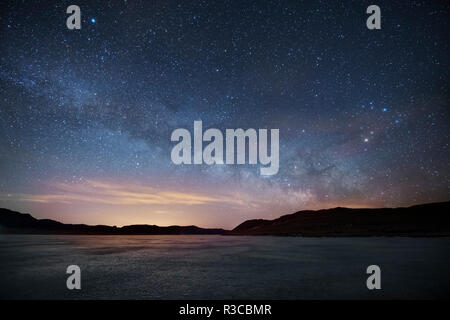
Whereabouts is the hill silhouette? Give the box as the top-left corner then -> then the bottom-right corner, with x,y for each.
1,201 -> 450,236
227,201 -> 450,237
0,208 -> 225,235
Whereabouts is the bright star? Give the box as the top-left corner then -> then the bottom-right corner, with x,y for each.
91,18 -> 96,23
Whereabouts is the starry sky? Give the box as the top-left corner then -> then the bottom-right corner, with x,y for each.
0,0 -> 449,229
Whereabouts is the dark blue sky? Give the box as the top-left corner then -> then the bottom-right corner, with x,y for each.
0,0 -> 448,228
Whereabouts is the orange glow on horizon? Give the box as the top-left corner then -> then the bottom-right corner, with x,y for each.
0,178 -> 398,229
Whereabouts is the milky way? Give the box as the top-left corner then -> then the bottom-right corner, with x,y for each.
0,0 -> 449,228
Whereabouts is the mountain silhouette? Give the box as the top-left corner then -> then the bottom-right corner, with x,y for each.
227,201 -> 450,236
1,201 -> 449,236
0,208 -> 225,235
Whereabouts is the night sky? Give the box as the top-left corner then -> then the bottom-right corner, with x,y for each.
0,0 -> 449,229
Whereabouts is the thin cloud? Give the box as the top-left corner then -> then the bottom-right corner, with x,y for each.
0,179 -> 242,206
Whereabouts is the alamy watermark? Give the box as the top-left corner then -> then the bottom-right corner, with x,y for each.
170,121 -> 279,176
66,265 -> 81,290
366,265 -> 381,290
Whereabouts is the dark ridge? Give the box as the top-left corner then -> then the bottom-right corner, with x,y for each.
0,208 -> 226,235
227,201 -> 450,237
1,201 -> 450,237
